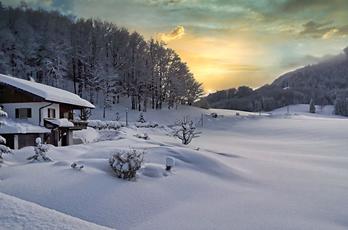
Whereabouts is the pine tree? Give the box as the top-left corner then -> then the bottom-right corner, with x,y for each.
0,4 -> 203,111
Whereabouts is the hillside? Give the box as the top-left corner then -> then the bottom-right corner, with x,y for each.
273,48 -> 348,94
201,47 -> 348,114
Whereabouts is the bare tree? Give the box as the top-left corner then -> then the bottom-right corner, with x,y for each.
174,117 -> 201,145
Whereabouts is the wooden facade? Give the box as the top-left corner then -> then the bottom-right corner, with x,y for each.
0,83 -> 44,103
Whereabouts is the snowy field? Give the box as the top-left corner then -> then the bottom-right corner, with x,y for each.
1,104 -> 348,230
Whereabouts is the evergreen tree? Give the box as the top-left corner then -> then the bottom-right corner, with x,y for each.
0,4 -> 203,111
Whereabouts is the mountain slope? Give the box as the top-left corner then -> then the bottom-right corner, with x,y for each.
202,47 -> 348,112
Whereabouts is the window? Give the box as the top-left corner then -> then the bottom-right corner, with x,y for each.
15,108 -> 32,119
48,108 -> 56,118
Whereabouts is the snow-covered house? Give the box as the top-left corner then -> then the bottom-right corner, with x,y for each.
0,74 -> 95,149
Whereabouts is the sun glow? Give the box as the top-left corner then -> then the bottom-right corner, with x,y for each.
167,34 -> 269,92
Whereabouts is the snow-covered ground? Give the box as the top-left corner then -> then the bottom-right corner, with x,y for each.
1,104 -> 348,230
0,192 -> 112,230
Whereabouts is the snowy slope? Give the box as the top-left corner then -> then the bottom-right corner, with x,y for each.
0,192 -> 112,230
0,106 -> 348,230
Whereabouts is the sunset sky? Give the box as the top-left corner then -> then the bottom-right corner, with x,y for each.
4,0 -> 348,92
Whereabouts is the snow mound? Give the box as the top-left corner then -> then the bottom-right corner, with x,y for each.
141,163 -> 168,178
0,192 -> 112,230
74,127 -> 100,144
52,161 -> 70,167
147,147 -> 245,181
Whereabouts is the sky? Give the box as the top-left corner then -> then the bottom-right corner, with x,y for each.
3,0 -> 348,92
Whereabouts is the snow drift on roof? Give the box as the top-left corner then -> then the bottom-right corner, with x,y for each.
45,118 -> 74,128
0,74 -> 95,108
0,119 -> 50,134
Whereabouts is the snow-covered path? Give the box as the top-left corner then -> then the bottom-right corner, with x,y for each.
0,108 -> 348,230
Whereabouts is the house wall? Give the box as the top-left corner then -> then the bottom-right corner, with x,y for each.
1,102 -> 60,126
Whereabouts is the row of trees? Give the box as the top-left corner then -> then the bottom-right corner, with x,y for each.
201,47 -> 348,116
201,84 -> 348,116
0,3 -> 203,111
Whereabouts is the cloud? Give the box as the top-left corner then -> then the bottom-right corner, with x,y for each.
157,25 -> 185,43
298,20 -> 348,39
322,29 -> 339,39
299,21 -> 335,38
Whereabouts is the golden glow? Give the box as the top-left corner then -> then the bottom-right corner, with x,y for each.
167,33 -> 272,91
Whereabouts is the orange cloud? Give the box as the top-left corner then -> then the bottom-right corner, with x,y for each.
157,25 -> 185,43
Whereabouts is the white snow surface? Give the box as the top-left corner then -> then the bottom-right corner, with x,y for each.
0,192 -> 112,230
46,118 -> 74,128
0,119 -> 50,134
0,74 -> 94,108
0,104 -> 348,230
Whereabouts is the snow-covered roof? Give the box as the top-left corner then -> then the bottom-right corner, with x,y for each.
0,74 -> 95,108
45,118 -> 74,128
0,119 -> 50,134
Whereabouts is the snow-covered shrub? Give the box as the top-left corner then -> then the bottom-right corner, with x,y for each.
137,113 -> 146,123
88,120 -> 123,130
165,157 -> 175,171
109,149 -> 144,180
0,107 -> 11,162
309,99 -> 316,113
134,133 -> 149,140
0,142 -> 11,163
135,122 -> 159,128
174,117 -> 201,145
27,138 -> 51,162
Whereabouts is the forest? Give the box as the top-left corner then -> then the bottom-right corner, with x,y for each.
200,47 -> 348,116
0,2 -> 203,111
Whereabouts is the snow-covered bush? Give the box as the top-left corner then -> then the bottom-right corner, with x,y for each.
109,149 -> 144,180
135,122 -> 159,128
309,99 -> 316,113
0,107 -> 11,162
174,117 -> 200,145
0,142 -> 11,163
27,138 -> 51,162
88,120 -> 124,130
137,113 -> 146,123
